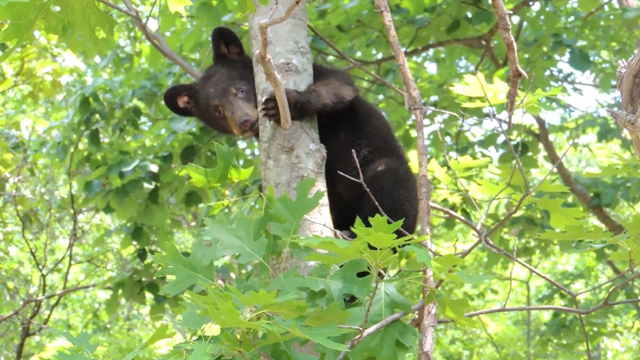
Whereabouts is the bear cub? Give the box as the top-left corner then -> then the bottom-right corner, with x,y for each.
164,27 -> 418,245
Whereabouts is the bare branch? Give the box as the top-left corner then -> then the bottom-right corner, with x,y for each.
337,150 -> 411,236
490,0 -> 528,128
253,0 -> 302,131
582,0 -> 614,20
358,0 -> 536,66
436,298 -> 640,324
534,115 -> 625,235
307,24 -> 404,96
0,284 -> 96,323
97,0 -> 201,79
503,239 -> 518,308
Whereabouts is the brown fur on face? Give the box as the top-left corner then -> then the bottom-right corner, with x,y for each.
215,86 -> 259,137
164,27 -> 259,137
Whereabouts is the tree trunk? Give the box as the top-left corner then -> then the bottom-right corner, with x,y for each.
248,4 -> 330,355
248,0 -> 333,273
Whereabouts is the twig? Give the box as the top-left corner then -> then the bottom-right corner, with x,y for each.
97,0 -> 201,79
478,317 -> 502,357
533,115 -> 625,234
573,296 -> 592,359
337,271 -> 640,359
575,268 -> 632,297
337,150 -> 410,237
144,0 -> 159,25
359,278 -> 380,339
436,298 -> 640,323
490,0 -> 528,129
253,0 -> 302,131
481,235 -> 573,295
0,284 -> 96,323
303,215 -> 352,240
582,0 -> 613,20
336,298 -> 427,360
503,239 -> 518,308
357,0 -> 536,66
307,24 -> 404,96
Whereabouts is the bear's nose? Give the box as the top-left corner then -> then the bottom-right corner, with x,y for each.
238,118 -> 254,133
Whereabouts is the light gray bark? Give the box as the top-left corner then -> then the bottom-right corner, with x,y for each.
248,0 -> 333,278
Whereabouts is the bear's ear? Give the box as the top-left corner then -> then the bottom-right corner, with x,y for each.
164,84 -> 198,117
211,27 -> 246,61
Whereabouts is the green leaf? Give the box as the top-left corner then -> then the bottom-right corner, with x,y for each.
47,0 -> 117,58
577,0 -> 600,12
445,19 -> 461,35
156,244 -> 216,296
200,214 -> 268,265
0,0 -> 30,5
449,155 -> 491,170
184,189 -> 203,207
350,320 -> 418,359
568,47 -> 593,72
167,0 -> 192,15
401,0 -> 422,15
87,129 -> 100,147
0,1 -> 49,63
142,324 -> 175,348
286,321 -> 351,351
180,144 -> 197,164
437,296 -> 474,326
269,177 -> 324,238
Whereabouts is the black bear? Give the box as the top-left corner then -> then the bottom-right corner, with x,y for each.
164,27 -> 418,245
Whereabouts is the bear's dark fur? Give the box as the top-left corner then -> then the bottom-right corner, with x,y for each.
164,27 -> 418,247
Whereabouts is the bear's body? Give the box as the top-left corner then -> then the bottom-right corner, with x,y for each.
164,27 -> 418,241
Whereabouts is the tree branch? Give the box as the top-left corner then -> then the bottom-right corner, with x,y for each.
358,0 -> 536,66
0,284 -> 96,323
97,0 -> 201,79
253,0 -> 303,131
533,115 -> 625,234
307,24 -> 404,96
436,298 -> 640,324
490,0 -> 528,129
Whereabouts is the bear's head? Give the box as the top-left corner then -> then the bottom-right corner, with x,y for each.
164,27 -> 259,137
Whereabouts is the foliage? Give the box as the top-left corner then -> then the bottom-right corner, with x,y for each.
1,0 -> 640,359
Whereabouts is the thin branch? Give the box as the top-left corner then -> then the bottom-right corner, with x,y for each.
307,24 -> 404,96
359,278 -> 380,339
503,239 -> 518,308
253,0 -> 302,131
582,0 -> 614,20
357,0 -> 536,66
490,0 -> 528,129
478,316 -> 502,358
575,268 -> 632,297
97,0 -> 201,79
534,115 -> 625,235
337,150 -> 410,237
436,298 -> 640,323
0,284 -> 96,323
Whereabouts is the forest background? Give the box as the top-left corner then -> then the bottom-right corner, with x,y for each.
1,0 -> 640,359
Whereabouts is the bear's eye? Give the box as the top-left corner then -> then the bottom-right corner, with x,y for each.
237,86 -> 245,94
